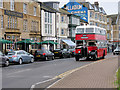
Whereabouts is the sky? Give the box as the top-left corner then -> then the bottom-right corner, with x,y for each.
39,0 -> 119,15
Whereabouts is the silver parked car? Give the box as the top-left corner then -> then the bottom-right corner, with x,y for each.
0,51 -> 9,67
7,50 -> 34,64
113,46 -> 120,55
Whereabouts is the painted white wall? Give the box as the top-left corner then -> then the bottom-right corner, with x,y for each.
118,1 -> 120,14
41,10 -> 56,38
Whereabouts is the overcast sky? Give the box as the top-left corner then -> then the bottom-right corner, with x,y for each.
39,0 -> 119,15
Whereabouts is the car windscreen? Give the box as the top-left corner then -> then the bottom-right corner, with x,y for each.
69,49 -> 75,51
37,50 -> 48,54
54,49 -> 61,51
7,52 -> 15,55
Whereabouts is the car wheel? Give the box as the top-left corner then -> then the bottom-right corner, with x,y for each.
19,58 -> 23,65
4,60 -> 9,67
69,55 -> 72,58
45,57 -> 48,61
113,53 -> 115,55
93,54 -> 97,61
30,58 -> 34,63
75,57 -> 79,61
52,56 -> 54,60
102,52 -> 105,59
62,54 -> 65,58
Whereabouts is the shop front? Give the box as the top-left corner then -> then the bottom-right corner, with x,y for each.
61,39 -> 76,49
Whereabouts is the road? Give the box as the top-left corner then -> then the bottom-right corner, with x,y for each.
2,54 -> 117,89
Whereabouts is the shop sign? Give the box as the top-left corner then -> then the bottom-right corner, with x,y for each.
62,2 -> 88,22
4,10 -> 23,18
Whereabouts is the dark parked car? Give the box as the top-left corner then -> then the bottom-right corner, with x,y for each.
7,50 -> 34,65
0,51 -> 9,67
34,49 -> 54,61
53,49 -> 71,58
68,49 -> 75,57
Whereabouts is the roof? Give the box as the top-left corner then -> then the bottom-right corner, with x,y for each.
59,8 -> 71,15
41,3 -> 58,13
107,14 -> 118,25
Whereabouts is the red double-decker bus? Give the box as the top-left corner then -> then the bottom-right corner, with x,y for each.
75,25 -> 107,61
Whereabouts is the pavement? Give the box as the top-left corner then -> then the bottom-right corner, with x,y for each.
48,55 -> 118,88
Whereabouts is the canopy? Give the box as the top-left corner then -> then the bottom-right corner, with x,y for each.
0,39 -> 13,44
62,39 -> 76,46
17,39 -> 34,44
38,40 -> 58,45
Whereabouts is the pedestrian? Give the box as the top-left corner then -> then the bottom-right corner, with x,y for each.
9,47 -> 13,52
17,47 -> 20,50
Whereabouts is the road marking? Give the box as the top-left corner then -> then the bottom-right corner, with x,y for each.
7,69 -> 31,76
30,78 -> 56,90
30,56 -> 118,89
47,57 -> 118,88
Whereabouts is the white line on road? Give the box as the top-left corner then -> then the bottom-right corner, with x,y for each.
30,78 -> 56,90
7,69 -> 32,76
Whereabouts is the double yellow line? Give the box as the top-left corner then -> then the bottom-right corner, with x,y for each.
54,57 -> 117,79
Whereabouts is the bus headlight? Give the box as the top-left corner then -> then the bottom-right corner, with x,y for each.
89,51 -> 91,53
78,51 -> 81,53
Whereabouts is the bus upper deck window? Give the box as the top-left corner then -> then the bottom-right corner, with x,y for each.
86,28 -> 94,33
77,28 -> 84,33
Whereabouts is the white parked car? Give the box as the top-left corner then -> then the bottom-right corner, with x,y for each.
113,46 -> 120,55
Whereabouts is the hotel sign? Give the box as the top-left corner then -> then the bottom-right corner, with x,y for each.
4,10 -> 23,18
62,2 -> 88,22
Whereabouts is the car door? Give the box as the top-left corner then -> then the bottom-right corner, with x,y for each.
25,52 -> 31,62
22,51 -> 31,62
19,51 -> 27,62
0,52 -> 3,65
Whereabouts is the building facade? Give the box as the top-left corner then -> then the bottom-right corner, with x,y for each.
68,14 -> 80,42
0,0 -> 41,52
109,14 -> 120,47
41,3 -> 56,50
43,2 -> 76,49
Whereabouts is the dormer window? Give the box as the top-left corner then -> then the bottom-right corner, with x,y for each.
89,4 -> 94,10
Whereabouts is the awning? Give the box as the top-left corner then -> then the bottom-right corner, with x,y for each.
62,39 -> 76,46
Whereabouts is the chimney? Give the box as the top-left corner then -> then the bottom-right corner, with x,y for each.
94,2 -> 99,7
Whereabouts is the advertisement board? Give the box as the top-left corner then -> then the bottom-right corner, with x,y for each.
62,2 -> 88,22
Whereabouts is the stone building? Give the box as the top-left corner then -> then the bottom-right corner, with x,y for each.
109,14 -> 120,47
0,0 -> 41,52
